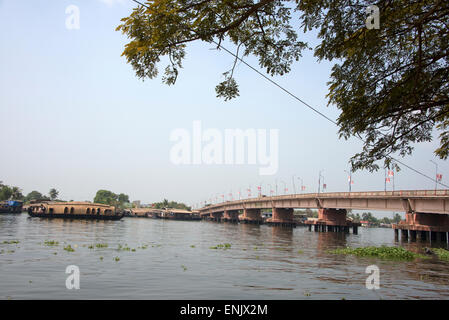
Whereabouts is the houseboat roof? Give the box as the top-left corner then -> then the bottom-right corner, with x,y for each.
164,208 -> 192,214
33,201 -> 114,208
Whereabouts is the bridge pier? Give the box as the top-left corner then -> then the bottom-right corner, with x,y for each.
222,210 -> 240,223
209,211 -> 223,222
240,209 -> 263,224
305,208 -> 360,233
266,208 -> 296,227
393,212 -> 449,242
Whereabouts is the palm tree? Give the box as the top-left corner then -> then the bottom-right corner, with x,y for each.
49,188 -> 59,201
11,187 -> 24,200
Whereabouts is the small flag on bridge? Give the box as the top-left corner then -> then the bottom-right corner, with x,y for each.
388,170 -> 394,177
437,174 -> 443,181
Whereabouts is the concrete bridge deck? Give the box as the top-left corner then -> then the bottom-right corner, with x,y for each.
198,190 -> 449,238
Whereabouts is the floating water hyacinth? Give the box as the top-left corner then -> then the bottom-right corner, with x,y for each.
2,240 -> 19,244
64,245 -> 75,252
44,240 -> 59,246
432,248 -> 449,261
209,243 -> 231,250
328,246 -> 427,261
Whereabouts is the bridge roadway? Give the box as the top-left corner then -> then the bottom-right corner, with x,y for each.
198,190 -> 449,241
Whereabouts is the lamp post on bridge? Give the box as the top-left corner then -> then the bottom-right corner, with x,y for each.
280,180 -> 288,195
268,183 -> 274,196
318,170 -> 324,194
344,169 -> 352,192
297,177 -> 304,193
430,160 -> 438,191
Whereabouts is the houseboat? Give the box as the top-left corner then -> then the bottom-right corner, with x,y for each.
0,200 -> 23,214
27,201 -> 124,221
127,208 -> 164,218
153,208 -> 201,221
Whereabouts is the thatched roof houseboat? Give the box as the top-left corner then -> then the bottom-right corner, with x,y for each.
27,201 -> 123,221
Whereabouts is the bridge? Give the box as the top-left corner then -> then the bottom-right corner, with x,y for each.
198,190 -> 449,242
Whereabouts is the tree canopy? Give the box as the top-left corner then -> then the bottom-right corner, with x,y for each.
94,190 -> 130,208
24,191 -> 49,202
153,199 -> 191,210
0,182 -> 24,201
117,0 -> 449,171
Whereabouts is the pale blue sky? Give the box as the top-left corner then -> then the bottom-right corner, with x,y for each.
0,0 -> 446,207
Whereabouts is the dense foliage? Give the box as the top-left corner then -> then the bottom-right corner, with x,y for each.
348,211 -> 402,225
153,199 -> 191,211
329,245 -> 427,260
117,0 -> 449,170
93,190 -> 130,208
0,181 -> 23,201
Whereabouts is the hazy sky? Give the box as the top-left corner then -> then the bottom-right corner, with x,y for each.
0,0 -> 447,208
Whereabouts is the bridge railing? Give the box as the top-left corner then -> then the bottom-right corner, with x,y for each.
198,189 -> 449,211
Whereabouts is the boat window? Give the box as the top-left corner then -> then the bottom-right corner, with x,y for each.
64,207 -> 69,214
86,208 -> 90,214
97,208 -> 101,214
70,207 -> 74,214
49,208 -> 54,214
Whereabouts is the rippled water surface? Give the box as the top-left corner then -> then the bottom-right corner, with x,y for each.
1,214 -> 448,299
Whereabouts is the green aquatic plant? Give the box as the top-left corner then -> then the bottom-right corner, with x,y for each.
190,245 -> 196,248
328,246 -> 427,261
96,243 -> 108,248
181,265 -> 187,271
433,248 -> 449,261
44,240 -> 59,246
114,256 -> 120,262
210,243 -> 231,250
117,244 -> 131,251
297,250 -> 304,254
100,256 -> 104,261
64,245 -> 75,252
2,240 -> 19,244
88,245 -> 94,249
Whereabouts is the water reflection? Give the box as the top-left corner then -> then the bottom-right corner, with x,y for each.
0,214 -> 448,299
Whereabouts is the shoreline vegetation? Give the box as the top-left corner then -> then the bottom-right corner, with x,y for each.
1,182 -> 192,212
328,245 -> 449,261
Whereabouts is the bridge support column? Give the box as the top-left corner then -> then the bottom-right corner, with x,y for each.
393,212 -> 449,241
305,208 -> 360,233
266,208 -> 296,227
210,212 -> 223,222
240,209 -> 263,224
222,210 -> 239,223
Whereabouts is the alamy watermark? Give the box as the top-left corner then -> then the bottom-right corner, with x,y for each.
65,5 -> 80,30
169,121 -> 279,175
366,5 -> 380,29
365,265 -> 380,290
66,265 -> 80,290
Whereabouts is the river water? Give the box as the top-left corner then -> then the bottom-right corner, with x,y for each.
0,213 -> 448,299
